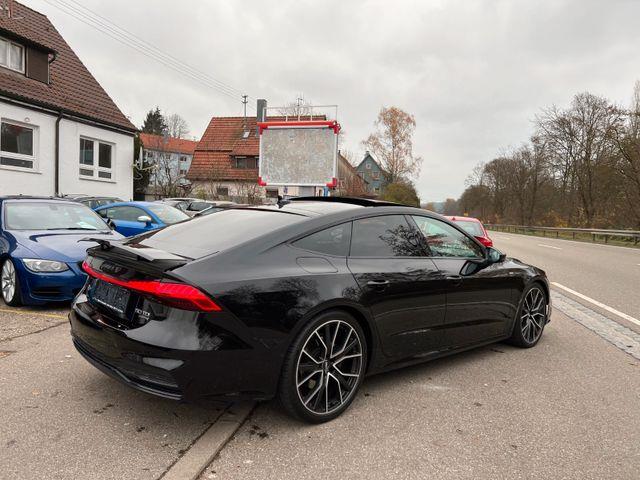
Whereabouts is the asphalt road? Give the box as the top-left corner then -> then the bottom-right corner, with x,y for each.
0,310 -> 228,480
489,231 -> 640,321
2,233 -> 640,479
203,311 -> 640,480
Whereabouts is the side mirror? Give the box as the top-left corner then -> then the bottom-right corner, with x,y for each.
487,247 -> 506,264
137,215 -> 152,225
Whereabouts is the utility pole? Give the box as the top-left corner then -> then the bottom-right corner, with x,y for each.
242,94 -> 248,129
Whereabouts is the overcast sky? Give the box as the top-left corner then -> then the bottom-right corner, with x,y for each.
25,0 -> 640,201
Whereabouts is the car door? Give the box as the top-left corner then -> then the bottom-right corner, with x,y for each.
346,214 -> 447,361
410,215 -> 514,348
101,206 -> 154,237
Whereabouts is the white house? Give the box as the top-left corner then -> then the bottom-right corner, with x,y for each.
0,1 -> 136,199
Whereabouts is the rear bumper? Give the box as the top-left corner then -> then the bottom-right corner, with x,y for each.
69,293 -> 284,402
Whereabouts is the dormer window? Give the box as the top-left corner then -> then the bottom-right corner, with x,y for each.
0,36 -> 24,73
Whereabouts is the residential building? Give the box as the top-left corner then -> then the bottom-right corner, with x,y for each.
138,133 -> 197,200
0,1 -> 136,199
187,115 -> 271,203
355,151 -> 388,196
336,151 -> 367,196
189,101 -> 359,202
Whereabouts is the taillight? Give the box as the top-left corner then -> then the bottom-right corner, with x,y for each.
82,261 -> 221,312
475,236 -> 493,247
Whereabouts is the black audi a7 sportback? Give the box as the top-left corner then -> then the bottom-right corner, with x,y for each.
70,197 -> 550,423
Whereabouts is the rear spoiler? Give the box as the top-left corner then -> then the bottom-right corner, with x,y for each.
81,238 -> 189,263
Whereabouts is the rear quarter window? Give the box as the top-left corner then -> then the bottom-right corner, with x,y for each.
292,223 -> 352,256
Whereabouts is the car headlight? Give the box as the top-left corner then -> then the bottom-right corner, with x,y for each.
22,259 -> 69,273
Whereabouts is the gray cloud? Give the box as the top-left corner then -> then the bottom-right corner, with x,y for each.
27,0 -> 640,200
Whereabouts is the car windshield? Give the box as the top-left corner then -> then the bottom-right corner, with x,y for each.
146,204 -> 190,224
4,201 -> 109,231
453,220 -> 484,236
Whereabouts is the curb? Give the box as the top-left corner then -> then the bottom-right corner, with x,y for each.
161,402 -> 255,480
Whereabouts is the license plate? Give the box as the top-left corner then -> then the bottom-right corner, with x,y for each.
90,280 -> 130,315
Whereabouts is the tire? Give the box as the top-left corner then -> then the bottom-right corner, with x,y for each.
1,259 -> 23,307
279,310 -> 367,423
508,283 -> 548,348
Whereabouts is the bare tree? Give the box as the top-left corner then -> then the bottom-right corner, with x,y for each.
277,96 -> 314,118
362,106 -> 422,183
146,135 -> 192,198
166,113 -> 190,139
536,93 -> 622,225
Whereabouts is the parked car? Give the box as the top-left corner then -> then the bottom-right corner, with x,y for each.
446,216 -> 493,247
71,197 -> 550,423
192,202 -> 245,217
62,194 -> 123,210
183,200 -> 237,217
154,199 -> 190,212
94,201 -> 189,237
0,196 -> 124,306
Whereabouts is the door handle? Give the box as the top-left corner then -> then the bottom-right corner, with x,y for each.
367,280 -> 390,288
445,275 -> 463,285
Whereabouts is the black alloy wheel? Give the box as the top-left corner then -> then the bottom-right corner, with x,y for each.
279,311 -> 366,423
509,284 -> 547,347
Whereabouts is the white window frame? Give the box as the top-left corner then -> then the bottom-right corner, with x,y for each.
0,118 -> 38,172
365,162 -> 371,169
0,36 -> 25,73
79,136 -> 115,182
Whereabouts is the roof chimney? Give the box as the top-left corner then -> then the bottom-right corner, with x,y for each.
256,99 -> 267,134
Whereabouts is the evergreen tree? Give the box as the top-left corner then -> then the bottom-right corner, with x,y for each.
141,107 -> 167,135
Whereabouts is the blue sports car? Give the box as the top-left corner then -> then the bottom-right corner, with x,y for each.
0,196 -> 123,306
94,201 -> 189,237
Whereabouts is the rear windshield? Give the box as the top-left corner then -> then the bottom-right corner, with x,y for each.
4,201 -> 109,231
136,208 -> 306,258
146,204 -> 189,224
453,220 -> 484,236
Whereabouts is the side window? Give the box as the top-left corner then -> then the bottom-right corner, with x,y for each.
350,215 -> 425,257
293,223 -> 352,256
411,216 -> 484,258
106,206 -> 146,222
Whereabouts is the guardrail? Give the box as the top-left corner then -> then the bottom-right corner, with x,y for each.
485,224 -> 640,245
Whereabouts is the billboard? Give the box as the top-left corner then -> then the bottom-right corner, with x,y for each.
258,121 -> 340,187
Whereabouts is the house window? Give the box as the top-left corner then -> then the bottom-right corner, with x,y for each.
217,186 -> 229,198
79,137 -> 114,180
372,171 -> 380,179
233,156 -> 258,169
179,155 -> 188,175
0,37 -> 24,73
0,120 -> 36,170
266,189 -> 279,199
365,162 -> 371,169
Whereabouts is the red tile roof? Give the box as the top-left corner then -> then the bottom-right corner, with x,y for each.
139,133 -> 197,155
0,2 -> 135,132
188,117 -> 259,181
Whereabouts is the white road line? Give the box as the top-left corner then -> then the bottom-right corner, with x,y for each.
551,282 -> 640,327
538,243 -> 562,250
488,230 -> 640,253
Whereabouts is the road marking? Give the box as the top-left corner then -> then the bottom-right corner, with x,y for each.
551,282 -> 640,327
538,243 -> 562,250
488,230 -> 640,252
552,291 -> 640,361
0,307 -> 66,319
